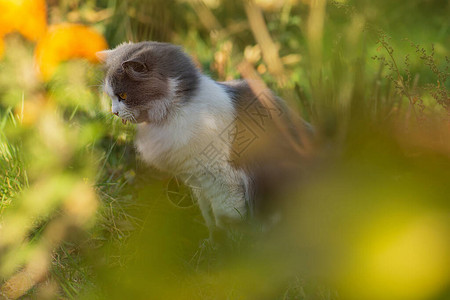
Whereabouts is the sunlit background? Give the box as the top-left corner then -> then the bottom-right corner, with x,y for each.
0,0 -> 449,299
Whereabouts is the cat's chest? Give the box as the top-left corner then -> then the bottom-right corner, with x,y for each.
136,123 -> 191,171
135,115 -> 232,173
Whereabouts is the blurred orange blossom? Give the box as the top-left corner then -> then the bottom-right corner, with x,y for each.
0,0 -> 47,43
0,0 -> 108,80
34,24 -> 108,80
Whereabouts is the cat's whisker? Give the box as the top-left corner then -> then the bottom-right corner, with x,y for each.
123,110 -> 136,122
122,111 -> 137,123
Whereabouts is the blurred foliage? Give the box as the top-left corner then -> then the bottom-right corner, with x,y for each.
0,0 -> 449,299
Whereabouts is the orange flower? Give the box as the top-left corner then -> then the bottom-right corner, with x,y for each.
34,24 -> 108,80
0,0 -> 47,41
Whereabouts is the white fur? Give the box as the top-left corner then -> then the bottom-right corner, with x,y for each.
134,75 -> 248,228
146,78 -> 178,124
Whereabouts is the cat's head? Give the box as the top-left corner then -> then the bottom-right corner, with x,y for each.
98,41 -> 200,124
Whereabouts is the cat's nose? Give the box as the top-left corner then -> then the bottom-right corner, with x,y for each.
112,112 -> 119,116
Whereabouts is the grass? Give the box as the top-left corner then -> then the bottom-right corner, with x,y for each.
0,108 -> 28,213
1,0 -> 450,299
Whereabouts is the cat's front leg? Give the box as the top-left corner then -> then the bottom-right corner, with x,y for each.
191,188 -> 215,230
192,167 -> 248,230
191,188 -> 230,244
202,172 -> 248,228
210,191 -> 247,228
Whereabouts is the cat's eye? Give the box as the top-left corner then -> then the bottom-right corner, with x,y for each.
117,93 -> 127,101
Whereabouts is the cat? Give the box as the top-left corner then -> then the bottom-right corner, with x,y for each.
98,41 -> 311,232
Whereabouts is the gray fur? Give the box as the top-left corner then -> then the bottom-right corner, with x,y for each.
220,80 -> 309,217
103,42 -> 200,123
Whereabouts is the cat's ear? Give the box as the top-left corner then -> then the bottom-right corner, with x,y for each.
96,50 -> 113,63
122,59 -> 148,79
